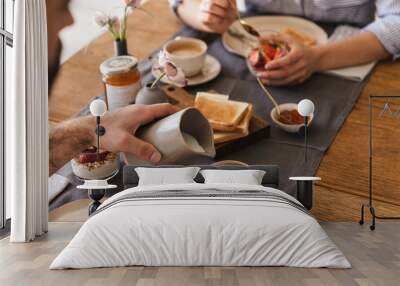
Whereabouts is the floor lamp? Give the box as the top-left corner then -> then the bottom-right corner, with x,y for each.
90,99 -> 107,159
298,99 -> 315,162
359,95 -> 400,230
290,99 -> 320,210
79,99 -> 117,215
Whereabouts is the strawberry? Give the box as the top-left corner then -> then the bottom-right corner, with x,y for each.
263,43 -> 277,60
78,147 -> 109,163
248,49 -> 265,67
248,42 -> 289,70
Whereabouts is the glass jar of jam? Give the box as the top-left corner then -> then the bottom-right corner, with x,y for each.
100,56 -> 141,111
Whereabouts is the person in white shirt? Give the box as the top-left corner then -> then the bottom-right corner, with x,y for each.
171,0 -> 399,85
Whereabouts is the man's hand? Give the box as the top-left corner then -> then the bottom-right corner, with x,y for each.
198,0 -> 237,33
49,103 -> 178,175
100,103 -> 178,163
257,34 -> 321,86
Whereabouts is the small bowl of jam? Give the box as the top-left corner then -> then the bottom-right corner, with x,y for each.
270,103 -> 313,133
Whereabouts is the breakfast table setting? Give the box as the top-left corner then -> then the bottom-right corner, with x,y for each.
48,0 -> 400,221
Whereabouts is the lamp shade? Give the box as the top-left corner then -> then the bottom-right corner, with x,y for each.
90,99 -> 107,117
298,99 -> 315,117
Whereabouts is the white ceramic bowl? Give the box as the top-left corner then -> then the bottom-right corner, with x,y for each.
71,153 -> 120,180
270,103 -> 314,133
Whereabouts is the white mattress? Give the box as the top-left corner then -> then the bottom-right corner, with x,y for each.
50,183 -> 350,269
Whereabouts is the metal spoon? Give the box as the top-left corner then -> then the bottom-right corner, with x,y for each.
228,0 -> 265,62
256,77 -> 281,116
228,0 -> 260,38
238,19 -> 261,38
227,1 -> 280,116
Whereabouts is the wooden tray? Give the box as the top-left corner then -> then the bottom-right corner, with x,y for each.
162,85 -> 270,159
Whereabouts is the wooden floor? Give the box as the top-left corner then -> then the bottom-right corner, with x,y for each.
0,222 -> 399,286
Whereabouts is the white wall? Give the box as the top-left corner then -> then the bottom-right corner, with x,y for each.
59,0 -> 240,62
59,0 -> 121,62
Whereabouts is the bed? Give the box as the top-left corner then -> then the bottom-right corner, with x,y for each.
50,165 -> 350,269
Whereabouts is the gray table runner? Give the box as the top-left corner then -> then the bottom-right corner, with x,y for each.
50,27 -> 365,211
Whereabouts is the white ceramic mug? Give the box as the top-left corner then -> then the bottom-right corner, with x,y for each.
164,37 -> 207,77
124,107 -> 216,164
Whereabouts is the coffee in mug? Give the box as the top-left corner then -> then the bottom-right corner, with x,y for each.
164,38 -> 207,77
167,42 -> 204,57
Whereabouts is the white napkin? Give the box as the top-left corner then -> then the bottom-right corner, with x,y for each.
48,174 -> 70,202
325,25 -> 377,81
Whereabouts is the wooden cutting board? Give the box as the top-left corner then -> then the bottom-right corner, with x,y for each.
161,85 -> 270,158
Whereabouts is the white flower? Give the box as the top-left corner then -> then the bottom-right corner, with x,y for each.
94,12 -> 109,27
124,0 -> 142,8
157,50 -> 170,67
109,16 -> 119,26
94,13 -> 119,29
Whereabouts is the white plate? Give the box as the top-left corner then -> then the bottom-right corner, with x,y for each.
152,54 -> 221,86
222,16 -> 328,57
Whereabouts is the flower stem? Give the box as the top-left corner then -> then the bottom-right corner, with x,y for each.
107,20 -> 118,39
150,72 -> 166,89
120,6 -> 128,41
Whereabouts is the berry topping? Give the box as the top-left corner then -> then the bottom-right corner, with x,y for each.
78,146 -> 109,164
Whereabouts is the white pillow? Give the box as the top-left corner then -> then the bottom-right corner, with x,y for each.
135,167 -> 200,186
200,169 -> 266,185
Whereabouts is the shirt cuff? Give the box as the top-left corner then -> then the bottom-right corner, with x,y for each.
363,17 -> 400,60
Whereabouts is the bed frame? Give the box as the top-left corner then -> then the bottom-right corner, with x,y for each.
88,165 -> 314,215
122,165 -> 280,189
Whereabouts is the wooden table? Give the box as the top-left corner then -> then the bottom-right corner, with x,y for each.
49,0 -> 400,222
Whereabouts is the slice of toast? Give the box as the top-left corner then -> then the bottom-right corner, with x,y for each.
195,92 -> 249,128
209,120 -> 238,132
283,28 -> 316,46
210,104 -> 253,132
213,104 -> 253,143
196,91 -> 229,102
236,104 -> 253,134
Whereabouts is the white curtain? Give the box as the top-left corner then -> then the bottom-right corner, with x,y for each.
7,0 -> 49,242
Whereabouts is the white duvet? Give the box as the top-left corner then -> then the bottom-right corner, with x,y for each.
50,183 -> 350,269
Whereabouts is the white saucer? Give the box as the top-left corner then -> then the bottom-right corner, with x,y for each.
152,54 -> 221,86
